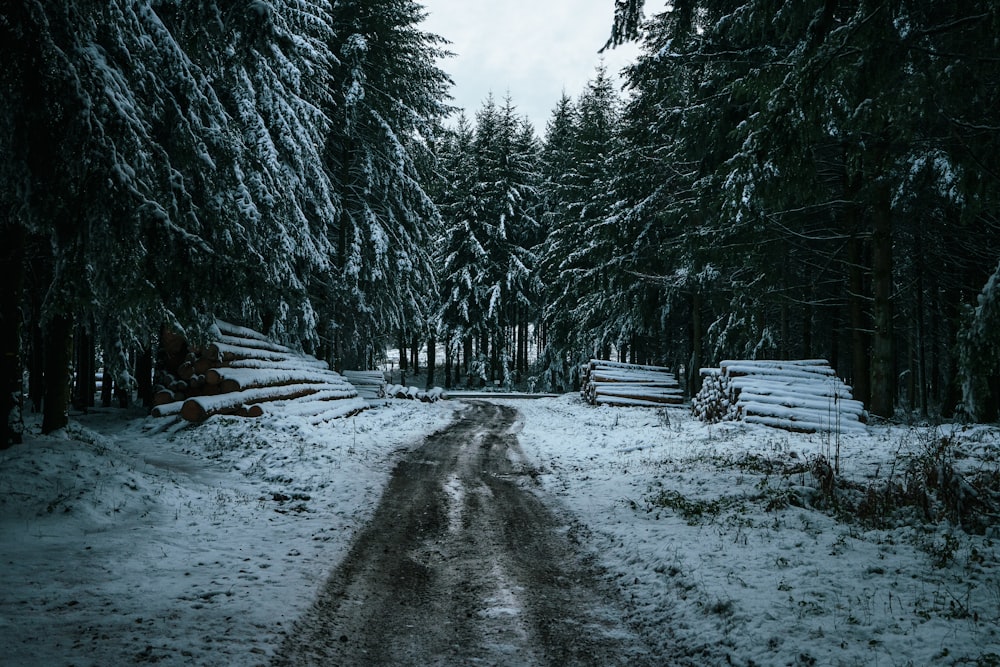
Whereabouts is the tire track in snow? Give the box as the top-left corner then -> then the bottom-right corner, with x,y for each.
273,401 -> 656,666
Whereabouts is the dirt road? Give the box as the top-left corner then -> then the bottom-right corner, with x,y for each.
273,401 -> 656,666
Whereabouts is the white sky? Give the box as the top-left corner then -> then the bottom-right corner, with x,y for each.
418,0 -> 642,135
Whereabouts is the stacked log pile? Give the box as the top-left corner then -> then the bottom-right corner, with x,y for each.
581,359 -> 684,407
383,384 -> 446,403
151,321 -> 366,423
341,370 -> 445,403
342,370 -> 387,400
692,359 -> 867,433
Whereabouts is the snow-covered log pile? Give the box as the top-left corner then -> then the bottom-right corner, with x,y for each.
692,359 -> 867,433
581,359 -> 684,407
383,384 -> 446,403
341,370 -> 387,400
151,321 -> 366,423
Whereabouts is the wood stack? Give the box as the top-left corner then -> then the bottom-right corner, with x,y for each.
342,370 -> 387,400
692,359 -> 867,433
581,359 -> 684,407
151,321 -> 366,423
383,384 -> 445,403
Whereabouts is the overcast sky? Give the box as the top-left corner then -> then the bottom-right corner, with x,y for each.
418,0 -> 641,136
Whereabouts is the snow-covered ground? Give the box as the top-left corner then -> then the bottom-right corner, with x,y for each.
0,401 -> 460,666
2,395 -> 998,666
505,396 -> 1000,666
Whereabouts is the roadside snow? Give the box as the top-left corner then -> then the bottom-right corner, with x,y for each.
504,395 -> 1000,667
0,402 -> 458,666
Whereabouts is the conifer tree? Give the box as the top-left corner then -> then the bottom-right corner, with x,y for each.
323,0 -> 451,369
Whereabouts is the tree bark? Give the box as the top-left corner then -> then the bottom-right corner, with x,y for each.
1,224 -> 26,448
72,322 -> 93,411
443,329 -> 452,390
42,313 -> 73,434
136,343 -> 154,408
869,185 -> 894,418
462,336 -> 472,386
688,290 -> 703,397
426,333 -> 436,389
398,331 -> 408,373
847,234 -> 870,407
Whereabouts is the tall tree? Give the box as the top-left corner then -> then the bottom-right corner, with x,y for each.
323,0 -> 451,369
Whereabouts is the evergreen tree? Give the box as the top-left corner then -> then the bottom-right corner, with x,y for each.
538,66 -> 623,384
602,0 -> 1000,416
323,0 -> 451,369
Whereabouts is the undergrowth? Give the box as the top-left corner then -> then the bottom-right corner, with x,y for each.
643,430 -> 1000,538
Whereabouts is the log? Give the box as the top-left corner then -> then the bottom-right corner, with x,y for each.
193,358 -> 217,375
216,333 -> 293,355
178,361 -> 195,380
211,367 -> 351,394
180,383 -> 329,422
152,389 -> 176,407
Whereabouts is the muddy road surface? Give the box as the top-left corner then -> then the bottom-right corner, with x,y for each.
273,401 -> 657,666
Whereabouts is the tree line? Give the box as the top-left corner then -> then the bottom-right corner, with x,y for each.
433,0 -> 1000,422
1,0 -> 449,445
3,1 -> 999,449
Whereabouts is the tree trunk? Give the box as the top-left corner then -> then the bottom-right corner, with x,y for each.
42,313 -> 73,434
869,186 -> 894,418
426,333 -> 436,389
462,336 -> 472,386
410,334 -> 419,376
102,366 -> 113,408
72,322 -> 93,411
1,224 -> 26,448
443,329 -> 452,390
914,231 -> 928,418
688,290 -> 703,397
136,343 -> 154,408
29,315 -> 44,412
398,331 -> 408,373
847,235 -> 870,407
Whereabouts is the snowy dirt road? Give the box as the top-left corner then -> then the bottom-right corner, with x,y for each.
273,401 -> 656,666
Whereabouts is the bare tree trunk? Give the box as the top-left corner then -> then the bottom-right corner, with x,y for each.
411,334 -> 419,376
1,224 -> 25,447
398,331 -> 408,373
101,366 -> 113,408
426,333 -> 436,389
42,313 -> 73,434
688,290 -> 703,397
443,329 -> 452,390
72,321 -> 93,412
914,230 -> 928,418
847,234 -> 870,407
462,335 -> 472,386
869,186 -> 894,418
136,343 -> 154,408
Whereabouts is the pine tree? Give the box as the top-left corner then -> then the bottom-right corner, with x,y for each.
323,0 -> 451,369
604,0 -> 1000,416
538,66 -> 623,383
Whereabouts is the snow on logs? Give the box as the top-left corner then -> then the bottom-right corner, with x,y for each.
581,359 -> 684,407
339,371 -> 445,403
151,321 -> 366,423
692,359 -> 867,433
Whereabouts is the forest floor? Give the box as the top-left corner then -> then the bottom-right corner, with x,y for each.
1,393 -> 998,666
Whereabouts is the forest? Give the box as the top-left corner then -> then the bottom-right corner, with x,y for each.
2,0 -> 999,448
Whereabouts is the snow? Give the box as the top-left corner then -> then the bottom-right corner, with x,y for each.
2,396 -> 998,666
0,402 -> 459,666
505,396 -> 1000,666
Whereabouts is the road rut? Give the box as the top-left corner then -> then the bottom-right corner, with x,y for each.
273,401 -> 655,666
